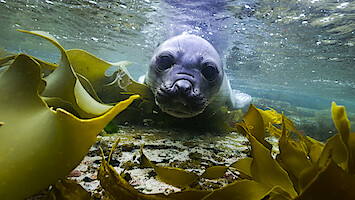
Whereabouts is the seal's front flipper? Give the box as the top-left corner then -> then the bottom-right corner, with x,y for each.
138,74 -> 146,84
232,90 -> 252,111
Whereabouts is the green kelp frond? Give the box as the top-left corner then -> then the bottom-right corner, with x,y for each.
18,30 -> 114,118
97,102 -> 355,200
247,131 -> 297,198
49,179 -> 91,200
140,145 -> 200,188
0,30 -> 140,199
66,49 -> 153,102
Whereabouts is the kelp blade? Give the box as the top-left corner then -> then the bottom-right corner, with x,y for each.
0,54 -> 138,199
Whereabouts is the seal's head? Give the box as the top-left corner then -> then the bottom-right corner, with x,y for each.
146,35 -> 224,118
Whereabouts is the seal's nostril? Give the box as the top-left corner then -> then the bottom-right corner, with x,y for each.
174,80 -> 192,94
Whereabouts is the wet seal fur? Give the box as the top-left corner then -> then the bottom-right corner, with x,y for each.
141,35 -> 251,118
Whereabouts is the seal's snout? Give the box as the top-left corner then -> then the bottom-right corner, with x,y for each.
173,79 -> 192,95
155,80 -> 207,118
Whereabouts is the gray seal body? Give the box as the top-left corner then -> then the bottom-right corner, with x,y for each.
142,35 -> 251,118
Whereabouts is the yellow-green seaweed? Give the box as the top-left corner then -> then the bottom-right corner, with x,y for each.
247,132 -> 298,198
140,146 -> 199,188
230,157 -> 253,178
237,104 -> 272,150
0,30 -> 140,199
202,180 -> 273,200
200,166 -> 228,179
50,179 -> 91,200
98,139 -> 167,200
277,115 -> 312,192
295,159 -> 355,200
0,54 -> 138,199
66,49 -> 153,102
18,30 -> 114,118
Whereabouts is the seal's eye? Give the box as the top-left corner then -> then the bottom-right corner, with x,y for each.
201,65 -> 218,82
156,55 -> 174,71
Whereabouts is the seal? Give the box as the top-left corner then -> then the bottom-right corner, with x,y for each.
141,35 -> 251,118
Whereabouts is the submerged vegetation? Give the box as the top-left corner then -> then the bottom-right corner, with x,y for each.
0,30 -> 140,199
0,31 -> 354,199
96,102 -> 355,200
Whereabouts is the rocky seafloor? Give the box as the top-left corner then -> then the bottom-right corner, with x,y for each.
27,124 -> 279,199
27,97 -> 354,199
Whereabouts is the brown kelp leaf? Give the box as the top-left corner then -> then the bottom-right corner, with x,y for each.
140,147 -> 199,187
139,145 -> 154,168
305,136 -> 325,163
0,55 -> 16,66
258,107 -> 300,137
248,132 -> 297,198
267,186 -> 293,200
298,133 -> 347,192
317,134 -> 347,169
66,49 -> 153,102
295,159 -> 355,200
202,179 -> 272,200
257,107 -> 282,127
0,54 -> 48,94
268,123 -> 282,137
153,163 -> 199,188
230,157 -> 253,178
332,102 -> 351,146
349,132 -> 355,173
50,179 -> 90,200
18,30 -> 113,118
235,120 -> 248,135
77,73 -> 103,103
165,190 -> 211,200
0,54 -> 138,199
98,143 -> 166,200
297,160 -> 321,194
1,53 -> 57,77
0,65 -> 8,74
200,166 -> 228,179
331,102 -> 355,174
277,116 -> 312,191
239,103 -> 272,150
42,96 -> 78,116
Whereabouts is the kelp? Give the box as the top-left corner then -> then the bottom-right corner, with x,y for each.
49,179 -> 91,200
2,30 -> 355,199
97,102 -> 354,200
0,31 -> 140,199
66,49 -> 153,103
98,139 -> 167,200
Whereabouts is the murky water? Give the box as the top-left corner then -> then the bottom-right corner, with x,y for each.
0,0 -> 354,138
